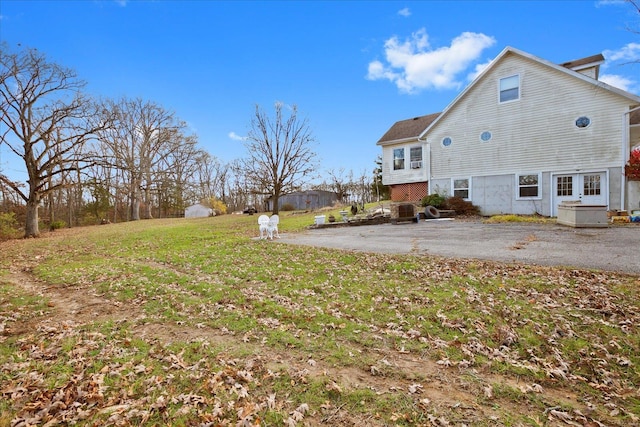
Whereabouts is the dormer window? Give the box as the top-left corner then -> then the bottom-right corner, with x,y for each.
499,75 -> 519,103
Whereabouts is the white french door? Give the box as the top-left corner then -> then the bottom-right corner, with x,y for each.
552,172 -> 607,216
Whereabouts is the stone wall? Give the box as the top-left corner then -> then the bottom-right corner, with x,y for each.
390,202 -> 419,219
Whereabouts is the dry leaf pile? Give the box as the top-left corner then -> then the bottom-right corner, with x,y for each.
1,219 -> 639,426
2,317 -> 315,426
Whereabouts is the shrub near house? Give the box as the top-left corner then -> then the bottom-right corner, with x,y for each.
625,149 -> 640,181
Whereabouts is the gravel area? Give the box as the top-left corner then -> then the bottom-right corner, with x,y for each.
279,219 -> 640,275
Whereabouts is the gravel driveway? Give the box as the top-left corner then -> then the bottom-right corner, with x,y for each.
279,219 -> 640,275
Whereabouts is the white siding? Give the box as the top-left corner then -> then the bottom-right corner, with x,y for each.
381,142 -> 429,185
428,53 -> 631,179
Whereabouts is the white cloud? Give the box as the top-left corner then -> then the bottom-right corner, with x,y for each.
366,29 -> 496,93
467,59 -> 494,82
398,8 -> 411,17
595,0 -> 627,7
600,42 -> 640,93
228,131 -> 247,141
600,73 -> 635,92
603,43 -> 640,63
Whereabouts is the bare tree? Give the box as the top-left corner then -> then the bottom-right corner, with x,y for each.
192,152 -> 228,203
227,159 -> 254,212
242,102 -> 318,214
0,43 -> 111,237
97,98 -> 187,221
325,167 -> 354,203
624,1 -> 640,63
155,133 -> 201,216
627,0 -> 639,23
352,168 -> 375,206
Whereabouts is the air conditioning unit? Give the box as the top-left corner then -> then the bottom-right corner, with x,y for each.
410,161 -> 422,169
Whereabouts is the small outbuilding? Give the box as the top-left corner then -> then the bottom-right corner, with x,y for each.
264,190 -> 340,211
184,203 -> 214,218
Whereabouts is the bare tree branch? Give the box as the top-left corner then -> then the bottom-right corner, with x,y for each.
242,102 -> 318,214
0,43 -> 113,237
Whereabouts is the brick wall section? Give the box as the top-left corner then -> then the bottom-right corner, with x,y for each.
390,182 -> 428,202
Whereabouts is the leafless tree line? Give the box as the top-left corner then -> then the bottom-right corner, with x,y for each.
0,44 -> 271,236
1,44 -> 380,237
312,166 -> 383,207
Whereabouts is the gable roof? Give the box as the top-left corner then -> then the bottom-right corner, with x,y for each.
377,47 -> 640,146
377,112 -> 440,144
417,46 -> 640,139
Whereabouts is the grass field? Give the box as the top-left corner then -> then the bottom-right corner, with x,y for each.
0,210 -> 639,426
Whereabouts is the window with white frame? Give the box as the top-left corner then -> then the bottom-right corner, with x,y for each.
557,176 -> 573,196
410,146 -> 422,169
583,174 -> 601,196
393,148 -> 405,170
499,75 -> 519,103
453,178 -> 470,199
517,173 -> 541,199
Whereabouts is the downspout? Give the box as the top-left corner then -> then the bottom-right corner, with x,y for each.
418,136 -> 429,193
621,105 -> 640,211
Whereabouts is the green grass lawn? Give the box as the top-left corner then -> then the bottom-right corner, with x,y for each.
0,210 -> 638,426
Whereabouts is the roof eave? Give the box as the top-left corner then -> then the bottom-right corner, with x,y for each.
377,136 -> 421,146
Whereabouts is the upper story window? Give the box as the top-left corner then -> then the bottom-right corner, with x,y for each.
575,116 -> 591,128
499,75 -> 520,103
393,148 -> 405,170
480,131 -> 492,142
410,146 -> 422,169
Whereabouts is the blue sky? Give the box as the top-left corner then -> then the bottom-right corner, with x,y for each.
1,0 -> 639,183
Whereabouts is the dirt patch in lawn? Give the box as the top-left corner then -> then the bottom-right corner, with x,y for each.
2,224 -> 638,426
2,263 -> 632,427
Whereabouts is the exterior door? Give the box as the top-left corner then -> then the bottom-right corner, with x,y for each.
552,172 -> 607,216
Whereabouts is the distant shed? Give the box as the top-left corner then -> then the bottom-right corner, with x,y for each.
185,203 -> 213,218
265,190 -> 340,211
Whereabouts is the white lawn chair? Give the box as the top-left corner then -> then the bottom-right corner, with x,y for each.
258,215 -> 270,239
268,214 -> 280,239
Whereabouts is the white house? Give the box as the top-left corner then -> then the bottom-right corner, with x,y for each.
184,203 -> 213,218
377,47 -> 640,216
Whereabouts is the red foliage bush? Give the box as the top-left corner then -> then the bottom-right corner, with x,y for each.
442,196 -> 480,215
625,149 -> 640,181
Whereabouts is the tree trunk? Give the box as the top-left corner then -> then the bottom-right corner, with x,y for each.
131,197 -> 140,221
144,186 -> 153,219
25,197 -> 40,238
130,183 -> 141,221
272,193 -> 280,214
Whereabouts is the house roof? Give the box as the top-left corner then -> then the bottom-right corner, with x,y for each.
419,46 -> 640,139
559,53 -> 605,71
377,47 -> 640,146
377,112 -> 440,144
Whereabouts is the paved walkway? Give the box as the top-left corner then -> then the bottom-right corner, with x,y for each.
279,219 -> 640,275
